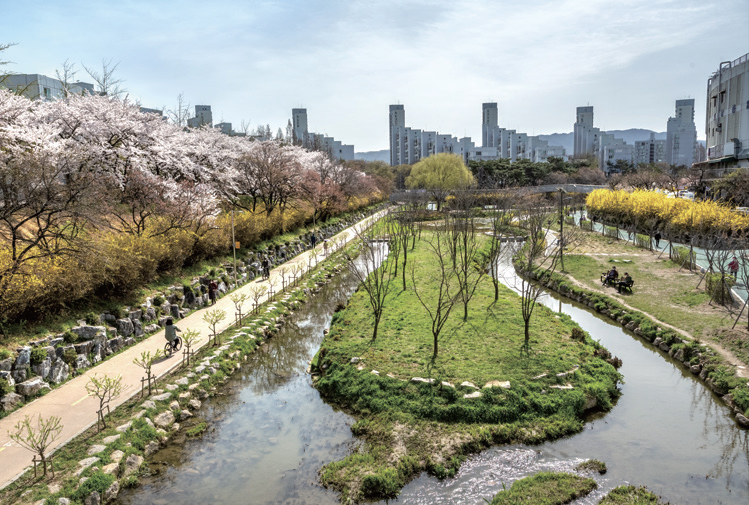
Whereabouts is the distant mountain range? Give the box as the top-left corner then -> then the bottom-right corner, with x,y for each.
355,129 -> 704,163
355,149 -> 390,162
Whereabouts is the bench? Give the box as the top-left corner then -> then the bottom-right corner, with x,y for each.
617,280 -> 634,293
600,273 -> 618,286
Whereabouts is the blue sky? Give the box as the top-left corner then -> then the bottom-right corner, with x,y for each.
2,0 -> 748,152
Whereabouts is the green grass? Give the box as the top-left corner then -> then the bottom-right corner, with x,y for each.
488,472 -> 597,505
559,253 -> 733,340
315,231 -> 621,501
598,485 -> 666,504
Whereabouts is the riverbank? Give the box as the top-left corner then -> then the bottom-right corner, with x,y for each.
312,230 -> 622,502
541,225 -> 749,427
0,230 -> 359,505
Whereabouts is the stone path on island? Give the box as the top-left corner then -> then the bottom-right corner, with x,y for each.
0,210 -> 386,491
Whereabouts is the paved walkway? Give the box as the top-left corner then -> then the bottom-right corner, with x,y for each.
0,210 -> 385,490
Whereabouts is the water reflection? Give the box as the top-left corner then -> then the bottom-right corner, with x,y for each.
118,249 -> 748,505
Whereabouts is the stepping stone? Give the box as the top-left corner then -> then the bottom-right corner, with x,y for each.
115,421 -> 132,433
133,410 -> 146,419
186,372 -> 195,378
165,384 -> 179,391
169,400 -> 180,410
550,384 -> 574,390
441,381 -> 454,388
102,435 -> 120,444
188,399 -> 202,410
532,373 -> 548,380
151,392 -> 171,402
87,445 -> 106,456
144,441 -> 160,457
463,391 -> 482,399
180,409 -> 193,421
175,378 -> 189,386
460,381 -> 478,389
179,392 -> 191,400
194,366 -> 206,373
411,377 -> 434,384
371,370 -> 379,375
483,381 -> 511,389
154,411 -> 175,429
188,383 -> 200,391
141,400 -> 156,410
123,454 -> 143,478
110,450 -> 124,464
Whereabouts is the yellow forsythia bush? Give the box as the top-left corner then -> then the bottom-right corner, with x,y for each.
586,189 -> 749,236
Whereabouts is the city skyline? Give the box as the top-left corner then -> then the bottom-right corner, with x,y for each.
2,0 -> 748,152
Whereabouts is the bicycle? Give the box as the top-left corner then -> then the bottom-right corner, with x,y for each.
164,336 -> 182,357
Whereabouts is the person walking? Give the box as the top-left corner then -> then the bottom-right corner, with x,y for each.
323,239 -> 329,256
208,279 -> 218,305
654,231 -> 662,249
729,256 -> 739,279
310,232 -> 317,249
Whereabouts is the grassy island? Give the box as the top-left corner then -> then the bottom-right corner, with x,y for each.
313,230 -> 622,502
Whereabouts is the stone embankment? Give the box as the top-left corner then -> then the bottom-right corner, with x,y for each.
0,212 -> 374,415
529,270 -> 749,428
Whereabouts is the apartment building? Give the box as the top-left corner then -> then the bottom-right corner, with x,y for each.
290,108 -> 354,161
705,52 -> 749,169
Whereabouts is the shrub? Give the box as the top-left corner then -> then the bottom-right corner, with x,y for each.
73,471 -> 115,501
182,283 -> 194,295
152,295 -> 164,307
62,348 -> 78,366
672,246 -> 696,270
0,377 -> 14,397
0,349 -> 12,360
30,347 -> 48,365
186,422 -> 207,437
705,273 -> 735,305
84,312 -> 100,325
359,467 -> 401,498
571,327 -> 585,341
63,331 -> 78,344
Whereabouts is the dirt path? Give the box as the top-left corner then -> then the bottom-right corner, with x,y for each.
552,230 -> 749,379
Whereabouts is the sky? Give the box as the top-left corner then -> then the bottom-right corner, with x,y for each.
2,0 -> 748,152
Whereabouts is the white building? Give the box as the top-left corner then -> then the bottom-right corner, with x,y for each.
666,99 -> 697,167
2,73 -> 94,100
573,106 -> 599,157
705,52 -> 749,169
291,108 -> 354,161
634,133 -> 667,165
187,105 -> 213,128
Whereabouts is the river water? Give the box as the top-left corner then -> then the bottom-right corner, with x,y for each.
117,256 -> 749,505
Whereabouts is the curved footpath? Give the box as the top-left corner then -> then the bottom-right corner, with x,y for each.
0,210 -> 386,490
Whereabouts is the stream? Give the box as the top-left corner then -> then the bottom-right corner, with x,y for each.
116,255 -> 749,505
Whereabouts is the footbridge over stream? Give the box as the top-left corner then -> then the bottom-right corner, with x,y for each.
390,184 -> 608,203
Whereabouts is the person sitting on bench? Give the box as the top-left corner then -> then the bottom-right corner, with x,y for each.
601,266 -> 618,285
617,272 -> 633,293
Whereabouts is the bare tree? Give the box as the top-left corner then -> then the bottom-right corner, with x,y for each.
485,189 -> 517,302
8,414 -> 63,477
166,92 -> 191,127
410,228 -> 460,359
446,194 -> 488,321
82,58 -> 126,97
346,222 -> 399,341
133,350 -> 162,396
511,194 -> 563,351
85,374 -> 123,430
54,59 -> 79,99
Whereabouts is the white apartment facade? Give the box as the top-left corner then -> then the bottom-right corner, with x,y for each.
665,99 -> 697,167
705,52 -> 749,169
291,108 -> 354,161
2,73 -> 94,100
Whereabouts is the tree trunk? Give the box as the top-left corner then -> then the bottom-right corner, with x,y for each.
372,316 -> 380,341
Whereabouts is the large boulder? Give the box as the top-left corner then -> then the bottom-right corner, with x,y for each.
14,347 -> 31,368
11,368 -> 27,383
153,410 -> 175,429
0,370 -> 14,388
74,341 -> 94,355
170,304 -> 180,320
70,326 -> 106,341
183,290 -> 196,307
0,392 -> 23,411
128,309 -> 142,321
132,319 -> 143,337
107,337 -> 124,354
143,307 -> 157,322
123,454 -> 143,478
115,319 -> 134,338
48,359 -> 69,384
74,354 -> 91,370
31,357 -> 52,380
16,377 -> 50,398
0,358 -> 14,371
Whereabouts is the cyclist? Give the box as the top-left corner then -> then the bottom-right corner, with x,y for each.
165,318 -> 181,353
